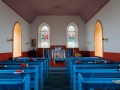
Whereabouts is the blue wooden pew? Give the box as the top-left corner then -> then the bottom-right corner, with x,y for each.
67,57 -> 113,69
70,56 -> 101,59
67,59 -> 110,79
68,59 -> 116,76
69,63 -> 120,90
66,56 -> 109,66
15,57 -> 50,74
16,57 -> 49,78
69,62 -> 120,85
78,73 -> 120,90
68,62 -> 119,77
0,67 -> 38,90
3,58 -> 48,75
73,67 -> 120,90
66,57 -> 108,77
0,60 -> 48,81
0,74 -> 30,90
0,64 -> 43,90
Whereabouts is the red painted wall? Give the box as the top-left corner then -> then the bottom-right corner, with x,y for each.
37,48 -> 44,57
86,51 -> 120,62
78,51 -> 86,56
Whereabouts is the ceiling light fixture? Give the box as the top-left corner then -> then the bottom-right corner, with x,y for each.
52,6 -> 64,16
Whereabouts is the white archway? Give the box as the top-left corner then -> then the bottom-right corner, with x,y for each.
13,22 -> 22,58
94,20 -> 103,57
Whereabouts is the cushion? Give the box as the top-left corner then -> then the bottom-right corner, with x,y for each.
21,63 -> 28,68
88,62 -> 94,64
15,60 -> 25,62
29,58 -> 35,62
75,60 -> 82,64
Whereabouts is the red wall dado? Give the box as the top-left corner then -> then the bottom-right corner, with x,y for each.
78,51 -> 86,56
86,51 -> 94,57
37,48 -> 44,57
0,51 -> 29,62
86,51 -> 120,62
103,52 -> 120,62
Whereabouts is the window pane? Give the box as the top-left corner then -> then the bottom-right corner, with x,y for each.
68,25 -> 76,47
41,25 -> 49,47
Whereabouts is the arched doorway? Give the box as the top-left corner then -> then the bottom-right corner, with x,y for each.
94,20 -> 103,57
13,22 -> 22,58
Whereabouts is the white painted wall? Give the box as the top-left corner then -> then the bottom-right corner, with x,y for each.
31,16 -> 86,51
86,0 -> 120,52
0,1 -> 31,53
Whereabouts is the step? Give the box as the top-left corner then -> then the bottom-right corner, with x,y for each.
50,67 -> 66,70
49,72 -> 66,74
50,70 -> 66,72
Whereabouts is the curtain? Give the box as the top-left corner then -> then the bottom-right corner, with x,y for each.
65,49 -> 73,58
44,49 -> 52,59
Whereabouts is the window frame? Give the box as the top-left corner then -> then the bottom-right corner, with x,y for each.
66,22 -> 78,48
38,22 -> 50,48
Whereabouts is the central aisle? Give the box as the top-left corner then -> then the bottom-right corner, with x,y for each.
43,67 -> 70,90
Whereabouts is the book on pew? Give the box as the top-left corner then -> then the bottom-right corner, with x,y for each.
99,60 -> 106,61
15,60 -> 25,62
88,62 -> 94,64
112,80 -> 120,84
14,70 -> 24,74
21,63 -> 28,68
0,65 -> 7,68
38,58 -> 46,60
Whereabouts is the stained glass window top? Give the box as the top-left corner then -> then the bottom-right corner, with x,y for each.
41,25 -> 49,32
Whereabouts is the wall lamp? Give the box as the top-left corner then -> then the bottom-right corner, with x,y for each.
87,42 -> 91,44
7,38 -> 13,42
25,42 -> 29,45
102,38 -> 108,41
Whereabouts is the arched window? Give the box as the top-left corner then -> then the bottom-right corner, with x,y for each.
38,22 -> 50,48
66,22 -> 78,48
